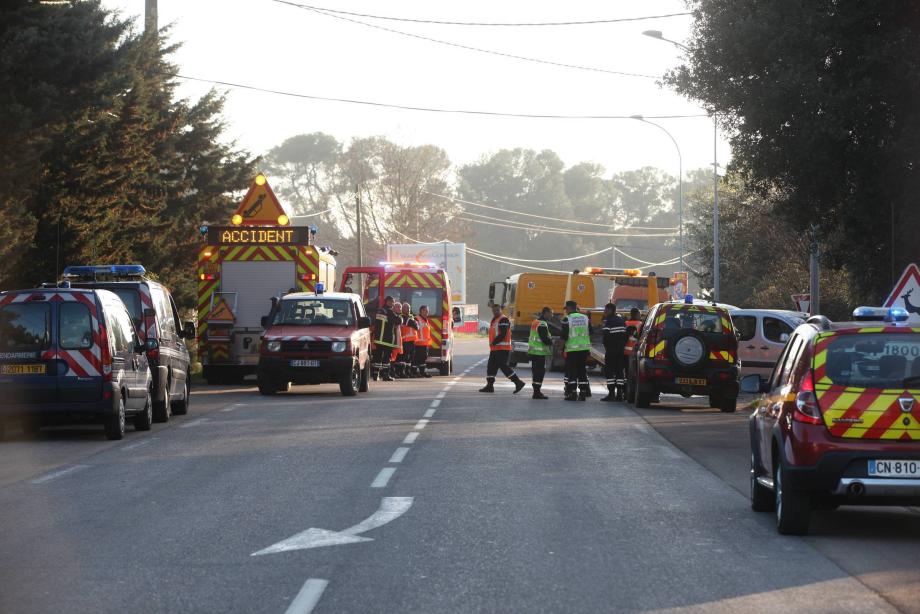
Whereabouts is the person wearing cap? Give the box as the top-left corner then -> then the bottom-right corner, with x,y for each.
371,295 -> 402,381
561,299 -> 592,401
480,303 -> 526,394
527,306 -> 554,399
413,305 -> 433,378
601,302 -> 628,402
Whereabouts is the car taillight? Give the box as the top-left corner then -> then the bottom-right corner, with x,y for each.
442,315 -> 450,338
99,324 -> 113,382
794,370 -> 823,425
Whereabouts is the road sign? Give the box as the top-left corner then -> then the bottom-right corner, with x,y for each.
791,293 -> 810,314
883,263 -> 920,324
671,272 -> 688,301
231,174 -> 289,226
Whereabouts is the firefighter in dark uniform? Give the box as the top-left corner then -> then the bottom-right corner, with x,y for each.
601,302 -> 628,402
561,300 -> 592,401
480,303 -> 526,394
371,295 -> 402,381
527,306 -> 554,399
397,302 -> 419,378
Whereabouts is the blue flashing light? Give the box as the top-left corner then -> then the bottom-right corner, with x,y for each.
852,306 -> 892,322
62,265 -> 147,279
684,293 -> 694,304
199,225 -> 209,236
315,281 -> 325,294
309,225 -> 318,235
889,307 -> 909,323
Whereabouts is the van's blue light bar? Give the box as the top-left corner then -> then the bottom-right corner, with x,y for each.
62,265 -> 147,279
852,306 -> 910,323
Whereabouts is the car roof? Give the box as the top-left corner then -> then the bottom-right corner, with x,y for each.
283,291 -> 359,301
730,309 -> 808,320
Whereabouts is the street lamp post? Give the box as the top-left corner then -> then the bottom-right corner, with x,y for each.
630,115 -> 683,275
643,29 -> 721,301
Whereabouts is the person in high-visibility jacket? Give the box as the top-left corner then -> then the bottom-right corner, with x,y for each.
561,300 -> 592,401
479,303 -> 526,394
396,302 -> 419,378
624,307 -> 643,358
413,305 -> 433,378
601,302 -> 627,402
372,295 -> 402,381
527,306 -> 554,400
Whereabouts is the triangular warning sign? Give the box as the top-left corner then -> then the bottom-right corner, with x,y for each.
232,175 -> 289,226
208,297 -> 235,323
883,263 -> 920,325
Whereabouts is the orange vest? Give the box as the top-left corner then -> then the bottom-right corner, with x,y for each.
415,316 -> 432,347
400,316 -> 418,343
624,319 -> 643,355
489,315 -> 512,351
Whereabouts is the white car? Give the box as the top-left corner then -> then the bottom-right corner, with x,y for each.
729,309 -> 806,379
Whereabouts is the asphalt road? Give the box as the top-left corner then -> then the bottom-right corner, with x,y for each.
0,339 -> 916,613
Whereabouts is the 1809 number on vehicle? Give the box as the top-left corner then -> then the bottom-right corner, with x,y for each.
869,459 -> 920,478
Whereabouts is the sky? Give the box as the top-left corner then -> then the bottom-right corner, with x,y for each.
101,0 -> 730,177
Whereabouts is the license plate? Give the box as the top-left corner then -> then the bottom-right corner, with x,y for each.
290,359 -> 320,368
1,364 -> 45,375
676,377 -> 707,386
868,459 -> 920,478
513,342 -> 529,352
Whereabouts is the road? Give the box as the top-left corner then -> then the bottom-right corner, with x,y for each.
1,338 -> 918,613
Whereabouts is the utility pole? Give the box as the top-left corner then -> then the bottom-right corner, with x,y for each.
355,186 -> 363,267
712,114 -> 720,302
145,0 -> 158,36
809,224 -> 821,316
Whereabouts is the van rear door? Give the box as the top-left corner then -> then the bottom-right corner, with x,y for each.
55,294 -> 104,403
0,293 -> 56,405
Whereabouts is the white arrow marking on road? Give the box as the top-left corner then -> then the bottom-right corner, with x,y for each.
251,497 -> 413,556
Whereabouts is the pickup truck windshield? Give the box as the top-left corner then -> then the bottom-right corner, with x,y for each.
275,299 -> 353,326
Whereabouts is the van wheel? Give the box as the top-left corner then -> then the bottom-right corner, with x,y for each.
439,360 -> 450,376
718,394 -> 738,413
750,455 -> 774,512
775,463 -> 810,535
105,396 -> 126,441
134,389 -> 153,431
626,376 -> 637,404
171,380 -> 189,416
635,381 -> 653,408
359,360 -> 370,392
153,380 -> 170,423
340,361 -> 360,396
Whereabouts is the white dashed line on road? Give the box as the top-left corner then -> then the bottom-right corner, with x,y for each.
284,578 -> 329,614
414,419 -> 429,430
30,464 -> 90,484
180,418 -> 210,428
435,391 -> 446,399
389,447 -> 410,463
121,438 -> 155,451
371,467 -> 397,488
403,432 -> 419,444
423,408 -> 436,418
221,404 -> 242,412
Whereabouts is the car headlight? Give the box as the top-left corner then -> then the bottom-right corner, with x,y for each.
266,340 -> 281,352
331,341 -> 347,353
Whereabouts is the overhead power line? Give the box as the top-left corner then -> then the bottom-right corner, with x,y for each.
277,3 -> 658,79
427,191 -> 678,230
174,74 -> 708,120
469,246 -> 612,263
271,1 -> 691,27
457,211 -> 677,238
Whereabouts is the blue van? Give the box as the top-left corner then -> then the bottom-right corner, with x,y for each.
0,285 -> 152,440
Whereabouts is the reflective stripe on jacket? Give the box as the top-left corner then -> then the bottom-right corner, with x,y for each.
489,315 -> 512,352
415,316 -> 432,347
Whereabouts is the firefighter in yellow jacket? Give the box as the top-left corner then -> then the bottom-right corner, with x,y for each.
561,300 -> 592,401
372,295 -> 402,381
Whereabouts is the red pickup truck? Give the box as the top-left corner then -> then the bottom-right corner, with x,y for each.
257,291 -> 372,396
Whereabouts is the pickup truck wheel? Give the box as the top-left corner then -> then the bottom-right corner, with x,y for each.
359,360 -> 370,392
340,361 -> 360,396
775,463 -> 810,535
171,380 -> 190,415
105,396 -> 126,441
134,389 -> 153,431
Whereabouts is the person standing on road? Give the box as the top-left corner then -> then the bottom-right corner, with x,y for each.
561,300 -> 592,401
389,302 -> 405,378
601,303 -> 627,402
372,295 -> 402,381
398,302 -> 419,378
527,306 -> 554,400
414,305 -> 433,378
479,303 -> 526,394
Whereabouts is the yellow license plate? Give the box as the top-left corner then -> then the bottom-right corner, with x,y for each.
676,377 -> 707,386
1,364 -> 46,375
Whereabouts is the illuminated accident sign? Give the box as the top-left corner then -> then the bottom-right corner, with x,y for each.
208,227 -> 311,245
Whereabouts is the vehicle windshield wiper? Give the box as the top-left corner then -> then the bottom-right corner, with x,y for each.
904,375 -> 920,388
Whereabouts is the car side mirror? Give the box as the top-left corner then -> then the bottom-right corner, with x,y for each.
741,374 -> 766,394
260,316 -> 269,328
452,313 -> 462,324
182,321 -> 196,339
780,333 -> 790,342
358,316 -> 371,329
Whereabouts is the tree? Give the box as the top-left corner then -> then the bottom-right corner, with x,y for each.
668,0 -> 920,303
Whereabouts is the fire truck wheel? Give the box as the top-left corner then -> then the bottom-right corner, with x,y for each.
359,361 -> 370,393
340,361 -> 360,396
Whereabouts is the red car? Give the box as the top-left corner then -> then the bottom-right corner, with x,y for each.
746,306 -> 920,534
257,290 -> 372,396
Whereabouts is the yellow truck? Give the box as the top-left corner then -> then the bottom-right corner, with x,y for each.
488,272 -> 597,369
